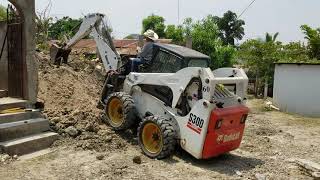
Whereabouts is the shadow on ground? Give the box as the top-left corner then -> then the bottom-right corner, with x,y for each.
165,149 -> 264,176
111,119 -> 264,176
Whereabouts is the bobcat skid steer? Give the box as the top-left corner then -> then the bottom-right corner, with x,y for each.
50,13 -> 249,159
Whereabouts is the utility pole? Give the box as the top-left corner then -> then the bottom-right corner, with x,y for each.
177,0 -> 180,24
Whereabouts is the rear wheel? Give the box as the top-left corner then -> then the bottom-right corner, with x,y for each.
138,116 -> 177,159
105,92 -> 135,130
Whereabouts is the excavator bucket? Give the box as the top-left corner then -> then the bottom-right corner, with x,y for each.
50,43 -> 71,65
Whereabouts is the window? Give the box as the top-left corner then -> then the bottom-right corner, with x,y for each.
188,59 -> 209,68
149,50 -> 182,73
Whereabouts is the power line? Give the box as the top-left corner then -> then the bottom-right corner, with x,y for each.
238,0 -> 257,18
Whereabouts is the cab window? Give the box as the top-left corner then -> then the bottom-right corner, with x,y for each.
149,50 -> 182,73
188,59 -> 209,68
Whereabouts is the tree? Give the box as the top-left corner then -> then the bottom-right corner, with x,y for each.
301,25 -> 320,60
165,25 -> 184,44
280,42 -> 310,62
142,14 -> 166,38
191,15 -> 236,69
124,34 -> 140,39
183,17 -> 193,37
35,1 -> 53,50
238,39 -> 282,97
48,16 -> 82,40
0,5 -> 6,21
265,32 -> 279,43
213,11 -> 245,46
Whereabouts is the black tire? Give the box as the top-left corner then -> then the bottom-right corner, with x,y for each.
138,116 -> 177,159
105,92 -> 136,130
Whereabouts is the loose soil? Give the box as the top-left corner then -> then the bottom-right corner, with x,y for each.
0,54 -> 319,180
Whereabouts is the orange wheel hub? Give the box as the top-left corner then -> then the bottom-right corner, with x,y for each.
107,97 -> 124,127
142,122 -> 163,154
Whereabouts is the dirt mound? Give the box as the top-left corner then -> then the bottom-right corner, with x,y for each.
36,52 -> 132,152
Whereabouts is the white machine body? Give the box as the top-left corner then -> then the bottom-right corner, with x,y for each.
123,67 -> 248,158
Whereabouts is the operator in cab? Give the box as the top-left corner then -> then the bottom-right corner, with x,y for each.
131,29 -> 159,71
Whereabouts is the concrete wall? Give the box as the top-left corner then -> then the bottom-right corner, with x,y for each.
9,0 -> 38,104
273,64 -> 320,117
0,21 -> 8,91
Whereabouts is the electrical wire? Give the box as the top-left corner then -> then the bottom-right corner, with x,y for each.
238,0 -> 257,18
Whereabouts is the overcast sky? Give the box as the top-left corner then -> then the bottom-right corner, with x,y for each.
1,0 -> 320,43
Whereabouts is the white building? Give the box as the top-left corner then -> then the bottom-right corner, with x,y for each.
273,63 -> 320,117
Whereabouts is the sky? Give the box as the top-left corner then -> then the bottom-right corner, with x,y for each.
1,0 -> 320,43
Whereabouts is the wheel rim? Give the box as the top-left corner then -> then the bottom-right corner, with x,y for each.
107,97 -> 124,127
142,122 -> 163,154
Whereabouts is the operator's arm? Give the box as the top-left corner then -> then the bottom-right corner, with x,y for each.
138,42 -> 154,63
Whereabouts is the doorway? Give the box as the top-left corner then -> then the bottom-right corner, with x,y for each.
6,4 -> 25,99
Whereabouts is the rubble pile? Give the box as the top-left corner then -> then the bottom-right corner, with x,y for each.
36,52 -> 132,152
0,154 -> 18,165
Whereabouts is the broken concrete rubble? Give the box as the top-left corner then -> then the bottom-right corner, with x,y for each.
294,159 -> 320,178
65,126 -> 78,137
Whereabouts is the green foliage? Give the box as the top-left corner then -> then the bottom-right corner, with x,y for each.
0,5 -> 6,21
35,12 -> 53,51
301,25 -> 320,60
183,17 -> 193,37
165,25 -> 184,44
142,14 -> 166,38
214,45 -> 236,68
238,39 -> 282,83
213,11 -> 245,46
265,32 -> 279,43
279,42 -> 310,62
48,16 -> 82,40
124,35 -> 135,39
124,34 -> 140,39
191,15 -> 236,69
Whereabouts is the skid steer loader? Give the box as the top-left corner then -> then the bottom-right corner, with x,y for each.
50,13 -> 249,159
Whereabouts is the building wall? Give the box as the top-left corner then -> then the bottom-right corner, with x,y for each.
0,21 -> 8,91
273,64 -> 320,117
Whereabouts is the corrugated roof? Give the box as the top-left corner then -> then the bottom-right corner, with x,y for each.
275,62 -> 320,65
71,39 -> 173,55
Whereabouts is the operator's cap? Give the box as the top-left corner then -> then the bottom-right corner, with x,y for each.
143,29 -> 159,41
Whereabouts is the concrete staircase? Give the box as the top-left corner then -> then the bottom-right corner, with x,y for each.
0,90 -> 7,98
0,97 -> 27,111
0,111 -> 59,155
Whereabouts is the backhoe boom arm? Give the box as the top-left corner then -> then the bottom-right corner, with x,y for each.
50,13 -> 120,71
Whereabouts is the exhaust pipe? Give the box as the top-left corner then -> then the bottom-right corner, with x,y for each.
50,43 -> 72,65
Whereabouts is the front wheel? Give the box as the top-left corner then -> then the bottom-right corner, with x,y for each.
105,92 -> 136,130
138,116 -> 177,159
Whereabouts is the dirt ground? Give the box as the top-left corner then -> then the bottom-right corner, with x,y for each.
0,54 -> 319,180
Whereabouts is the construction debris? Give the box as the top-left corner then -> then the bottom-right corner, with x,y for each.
133,156 -> 142,164
255,173 -> 267,180
36,52 -> 133,153
265,100 -> 280,111
96,154 -> 105,160
65,126 -> 78,137
0,153 -> 17,165
294,159 -> 320,178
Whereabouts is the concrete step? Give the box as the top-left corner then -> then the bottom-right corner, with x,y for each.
0,118 -> 50,141
0,97 -> 28,111
0,132 -> 59,155
0,111 -> 43,124
0,90 -> 8,98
